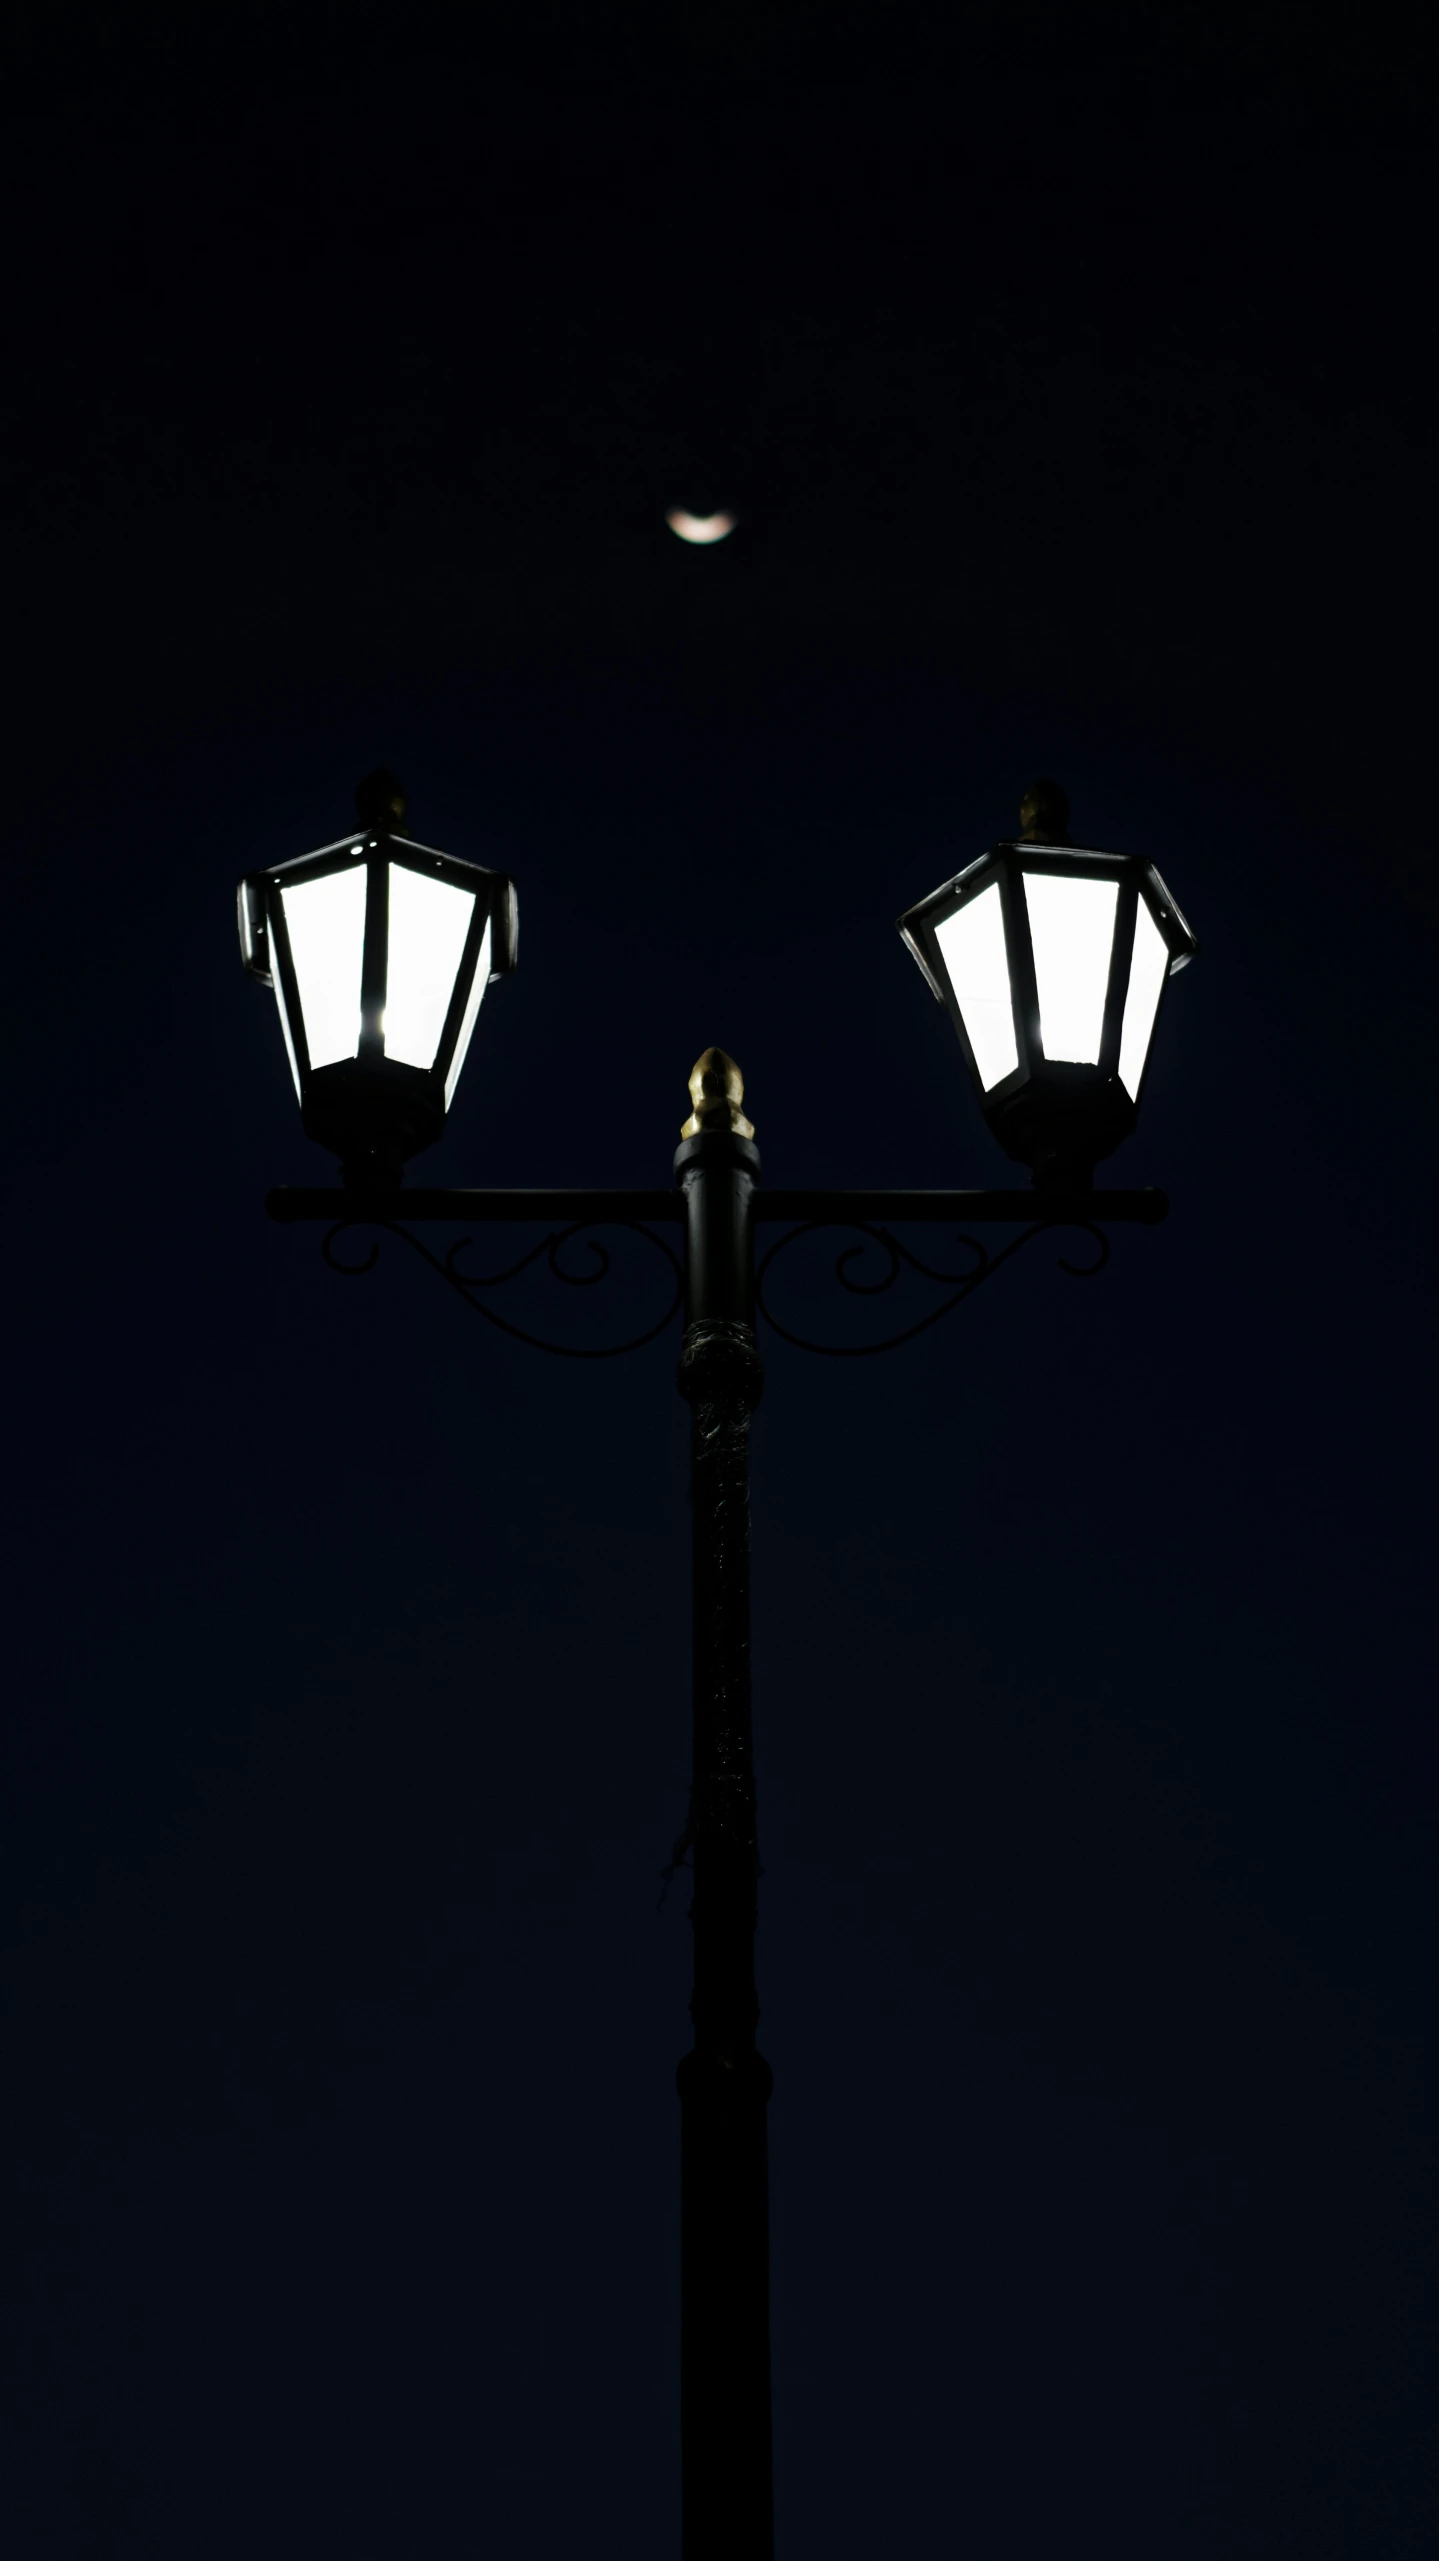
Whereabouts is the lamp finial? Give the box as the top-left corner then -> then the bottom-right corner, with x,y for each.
681,1047 -> 755,1140
1018,778 -> 1071,844
355,768 -> 407,830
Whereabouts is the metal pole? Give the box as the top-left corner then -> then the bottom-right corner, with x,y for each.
674,1050 -> 773,2560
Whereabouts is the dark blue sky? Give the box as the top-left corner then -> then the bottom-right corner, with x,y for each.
5,7 -> 1434,2554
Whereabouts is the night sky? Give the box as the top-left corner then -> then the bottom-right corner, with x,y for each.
5,6 -> 1435,2553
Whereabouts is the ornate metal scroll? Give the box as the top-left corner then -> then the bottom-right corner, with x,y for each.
753,1216 -> 1109,1356
320,1215 -> 684,1358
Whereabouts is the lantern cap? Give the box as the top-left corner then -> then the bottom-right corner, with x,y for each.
354,767 -> 407,830
681,1047 -> 755,1140
1017,778 -> 1071,845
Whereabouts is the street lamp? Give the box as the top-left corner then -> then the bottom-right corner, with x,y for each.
897,777 -> 1198,1187
237,768 -> 518,1185
241,774 -> 1196,2560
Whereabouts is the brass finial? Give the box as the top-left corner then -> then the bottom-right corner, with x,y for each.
681,1047 -> 755,1140
1018,778 -> 1071,844
355,768 -> 407,830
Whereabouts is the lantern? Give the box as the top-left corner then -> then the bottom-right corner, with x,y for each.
238,771 -> 517,1182
897,781 -> 1197,1186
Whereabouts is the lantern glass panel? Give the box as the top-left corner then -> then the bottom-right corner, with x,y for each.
1022,871 -> 1117,1064
935,882 -> 1017,1090
384,863 -> 477,1070
445,912 -> 493,1106
279,866 -> 367,1069
1119,893 -> 1169,1100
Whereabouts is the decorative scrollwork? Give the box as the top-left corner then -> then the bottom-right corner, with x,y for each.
754,1218 -> 1109,1356
320,1216 -> 684,1358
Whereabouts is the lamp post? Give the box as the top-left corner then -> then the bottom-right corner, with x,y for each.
673,1062 -> 772,2554
241,771 -> 1196,2558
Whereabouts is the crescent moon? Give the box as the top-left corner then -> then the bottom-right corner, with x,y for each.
666,509 -> 737,544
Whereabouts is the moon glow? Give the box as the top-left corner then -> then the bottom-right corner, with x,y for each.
666,509 -> 737,544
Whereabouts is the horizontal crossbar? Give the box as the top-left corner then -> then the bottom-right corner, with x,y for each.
266,1185 -> 1169,1226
